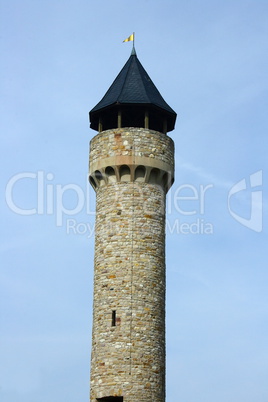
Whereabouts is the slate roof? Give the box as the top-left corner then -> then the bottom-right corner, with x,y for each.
90,48 -> 176,116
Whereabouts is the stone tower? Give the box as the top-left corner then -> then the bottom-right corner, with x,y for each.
88,47 -> 176,402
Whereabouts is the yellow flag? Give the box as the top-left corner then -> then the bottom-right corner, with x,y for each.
123,33 -> 134,42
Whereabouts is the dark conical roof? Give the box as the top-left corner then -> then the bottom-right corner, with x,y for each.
90,49 -> 176,132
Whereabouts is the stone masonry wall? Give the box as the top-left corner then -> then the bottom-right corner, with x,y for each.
89,127 -> 174,168
89,128 -> 174,402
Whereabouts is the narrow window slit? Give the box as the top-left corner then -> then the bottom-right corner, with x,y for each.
112,310 -> 116,326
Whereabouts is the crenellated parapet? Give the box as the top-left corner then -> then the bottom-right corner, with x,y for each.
89,127 -> 175,192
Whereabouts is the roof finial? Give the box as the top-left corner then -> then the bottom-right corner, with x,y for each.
131,45 -> 136,56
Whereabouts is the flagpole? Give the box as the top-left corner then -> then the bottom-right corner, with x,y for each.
123,33 -> 136,53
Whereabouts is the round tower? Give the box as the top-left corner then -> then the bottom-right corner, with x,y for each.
88,48 -> 176,402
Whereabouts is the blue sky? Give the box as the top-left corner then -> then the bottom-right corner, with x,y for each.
1,0 -> 268,401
